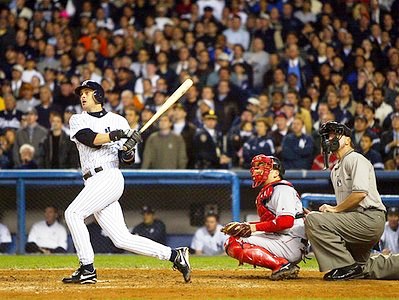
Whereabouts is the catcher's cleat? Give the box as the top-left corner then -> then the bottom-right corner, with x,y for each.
62,265 -> 97,284
173,247 -> 191,283
270,262 -> 300,281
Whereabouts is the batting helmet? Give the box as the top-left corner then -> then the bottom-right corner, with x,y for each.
75,80 -> 105,104
250,155 -> 285,188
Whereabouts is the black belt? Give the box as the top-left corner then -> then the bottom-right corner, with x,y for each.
83,167 -> 103,180
358,207 -> 385,213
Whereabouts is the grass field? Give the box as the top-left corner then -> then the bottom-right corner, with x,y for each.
0,254 -> 319,270
0,255 -> 398,300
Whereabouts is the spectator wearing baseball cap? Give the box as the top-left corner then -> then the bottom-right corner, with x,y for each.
11,65 -> 24,98
379,207 -> 399,254
132,206 -> 167,245
193,109 -> 231,169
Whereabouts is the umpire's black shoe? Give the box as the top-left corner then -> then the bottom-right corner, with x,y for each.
62,265 -> 97,284
270,263 -> 300,281
323,263 -> 363,281
173,247 -> 191,283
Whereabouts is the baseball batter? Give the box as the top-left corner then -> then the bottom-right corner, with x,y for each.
221,155 -> 307,280
305,121 -> 399,280
62,80 -> 191,284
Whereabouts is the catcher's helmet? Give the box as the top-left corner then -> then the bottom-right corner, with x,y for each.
75,80 -> 105,104
250,155 -> 285,188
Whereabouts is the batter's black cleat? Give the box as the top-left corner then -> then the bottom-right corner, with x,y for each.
270,263 -> 300,281
62,265 -> 97,284
173,247 -> 191,283
323,263 -> 364,281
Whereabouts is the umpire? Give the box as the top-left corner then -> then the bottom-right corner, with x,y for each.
305,121 -> 399,280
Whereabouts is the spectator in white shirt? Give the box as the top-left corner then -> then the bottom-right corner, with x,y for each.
223,15 -> 250,50
0,222 -> 12,253
191,213 -> 227,255
373,87 -> 393,126
25,206 -> 68,254
380,207 -> 399,254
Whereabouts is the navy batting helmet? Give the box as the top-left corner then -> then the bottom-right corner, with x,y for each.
75,80 -> 105,104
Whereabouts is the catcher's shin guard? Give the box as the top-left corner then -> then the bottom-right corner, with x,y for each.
224,236 -> 289,272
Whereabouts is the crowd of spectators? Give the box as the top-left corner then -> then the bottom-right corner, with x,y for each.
0,0 -> 399,171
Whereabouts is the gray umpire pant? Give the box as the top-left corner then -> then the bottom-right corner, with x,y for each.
305,209 -> 399,279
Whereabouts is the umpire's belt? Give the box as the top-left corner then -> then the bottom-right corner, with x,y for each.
83,167 -> 103,180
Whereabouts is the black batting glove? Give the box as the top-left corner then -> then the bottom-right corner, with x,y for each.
109,129 -> 141,142
123,136 -> 138,152
130,130 -> 143,144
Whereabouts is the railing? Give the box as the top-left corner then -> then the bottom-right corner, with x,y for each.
301,193 -> 399,209
0,170 -> 241,254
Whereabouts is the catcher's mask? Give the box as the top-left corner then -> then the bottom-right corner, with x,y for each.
250,155 -> 285,188
319,121 -> 351,169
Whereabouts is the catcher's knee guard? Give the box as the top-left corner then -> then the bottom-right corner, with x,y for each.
224,236 -> 289,272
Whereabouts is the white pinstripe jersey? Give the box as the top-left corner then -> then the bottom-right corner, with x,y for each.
69,111 -> 130,174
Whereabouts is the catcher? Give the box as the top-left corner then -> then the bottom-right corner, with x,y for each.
221,154 -> 307,280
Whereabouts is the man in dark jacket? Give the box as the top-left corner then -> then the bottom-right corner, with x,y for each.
40,112 -> 79,168
193,111 -> 231,169
242,117 -> 275,168
132,206 -> 166,245
172,103 -> 197,169
282,117 -> 314,169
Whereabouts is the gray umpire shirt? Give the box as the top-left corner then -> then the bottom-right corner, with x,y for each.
331,150 -> 386,211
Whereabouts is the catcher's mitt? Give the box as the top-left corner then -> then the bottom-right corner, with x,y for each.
221,222 -> 252,238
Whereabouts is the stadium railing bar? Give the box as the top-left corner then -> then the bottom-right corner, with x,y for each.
301,193 -> 399,210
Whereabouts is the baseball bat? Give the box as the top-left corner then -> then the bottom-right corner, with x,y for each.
139,78 -> 193,134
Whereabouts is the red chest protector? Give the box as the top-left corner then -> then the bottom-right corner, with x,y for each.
255,180 -> 294,222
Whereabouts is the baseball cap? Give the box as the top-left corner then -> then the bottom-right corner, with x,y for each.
388,207 -> 399,216
198,99 -> 213,108
247,97 -> 260,106
259,13 -> 270,20
143,105 -> 156,114
12,64 -> 24,73
283,102 -> 295,108
26,107 -> 38,115
274,111 -> 288,119
141,205 -> 155,214
217,52 -> 230,61
60,78 -> 72,85
203,110 -> 218,120
391,112 -> 399,120
174,102 -> 186,110
355,114 -> 367,122
65,105 -> 77,114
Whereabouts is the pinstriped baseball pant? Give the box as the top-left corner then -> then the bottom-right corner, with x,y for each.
65,168 -> 172,265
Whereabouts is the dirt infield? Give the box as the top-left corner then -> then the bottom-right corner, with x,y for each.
0,268 -> 398,299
